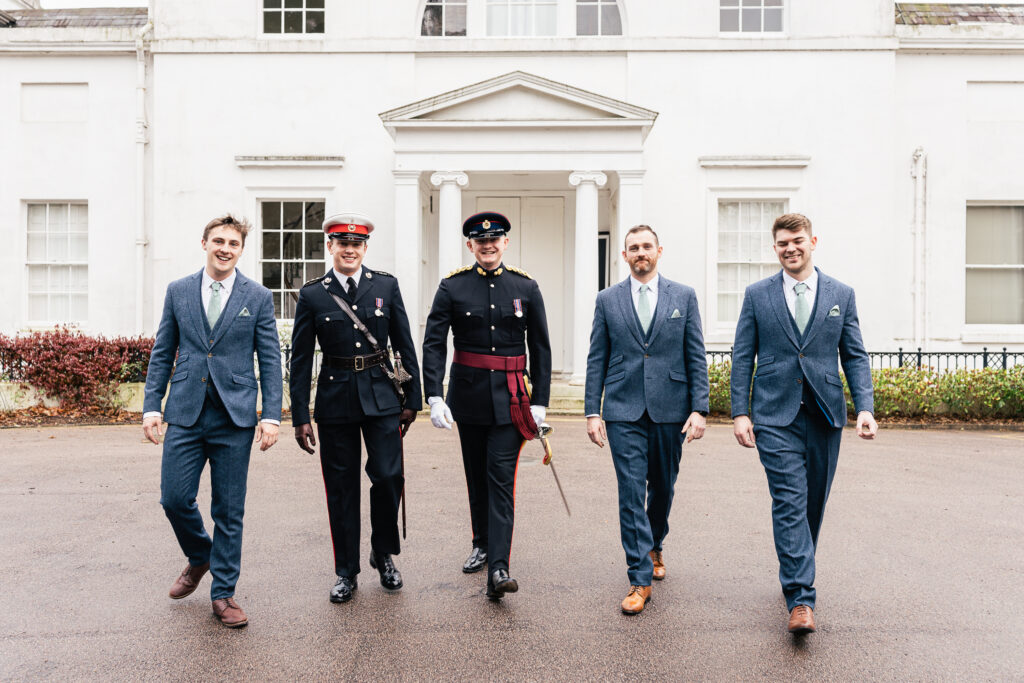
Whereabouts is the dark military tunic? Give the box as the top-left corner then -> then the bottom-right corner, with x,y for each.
421,262 -> 551,578
289,266 -> 422,578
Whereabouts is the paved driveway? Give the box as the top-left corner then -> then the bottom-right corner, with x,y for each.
1,420 -> 1022,680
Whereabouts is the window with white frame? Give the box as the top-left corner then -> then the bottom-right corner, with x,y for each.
261,200 -> 326,319
487,0 -> 557,36
717,200 -> 785,324
26,203 -> 88,323
421,0 -> 468,35
966,206 -> 1024,325
263,0 -> 324,34
576,0 -> 621,35
720,0 -> 783,33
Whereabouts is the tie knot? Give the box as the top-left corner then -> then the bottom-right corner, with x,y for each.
794,282 -> 808,295
639,284 -> 648,294
211,281 -> 223,292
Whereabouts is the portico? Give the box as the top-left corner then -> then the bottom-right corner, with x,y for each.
380,71 -> 657,382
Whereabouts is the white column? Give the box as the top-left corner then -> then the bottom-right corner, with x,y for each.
615,170 -> 645,283
430,172 -> 469,280
393,170 -> 423,345
569,171 -> 607,385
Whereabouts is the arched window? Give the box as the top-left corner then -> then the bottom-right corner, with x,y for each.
486,0 -> 557,36
576,0 -> 621,36
421,0 -> 467,36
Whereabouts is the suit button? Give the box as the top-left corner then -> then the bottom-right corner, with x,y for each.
352,305 -> 358,310
491,325 -> 495,330
208,353 -> 212,358
797,378 -> 803,384
645,354 -> 650,358
325,317 -> 330,321
353,324 -> 358,329
799,353 -> 804,358
490,369 -> 494,372
491,347 -> 496,351
202,377 -> 206,382
329,375 -> 334,380
209,339 -> 214,344
490,304 -> 495,309
490,283 -> 495,288
355,342 -> 361,348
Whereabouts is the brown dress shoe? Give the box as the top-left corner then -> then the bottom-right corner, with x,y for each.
621,585 -> 652,615
788,605 -> 816,634
212,598 -> 248,628
168,562 -> 210,599
650,550 -> 666,581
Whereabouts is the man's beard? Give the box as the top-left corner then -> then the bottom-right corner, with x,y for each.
630,258 -> 653,276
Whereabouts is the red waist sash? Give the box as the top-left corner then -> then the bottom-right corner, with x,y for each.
453,350 -> 536,440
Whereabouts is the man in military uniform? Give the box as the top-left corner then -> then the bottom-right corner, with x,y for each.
422,211 -> 551,599
289,212 -> 422,604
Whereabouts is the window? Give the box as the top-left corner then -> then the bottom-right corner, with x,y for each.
576,0 -> 621,36
598,232 -> 610,290
421,0 -> 467,36
966,206 -> 1024,325
261,201 -> 326,319
717,200 -> 784,323
263,0 -> 324,34
487,0 -> 556,36
26,203 -> 88,322
720,0 -> 783,33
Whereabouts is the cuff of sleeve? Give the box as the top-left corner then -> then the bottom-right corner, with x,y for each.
427,396 -> 443,406
260,419 -> 281,426
585,413 -> 600,418
143,411 -> 162,421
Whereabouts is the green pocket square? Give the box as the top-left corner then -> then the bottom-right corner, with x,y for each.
239,307 -> 251,317
670,309 -> 681,318
828,305 -> 841,317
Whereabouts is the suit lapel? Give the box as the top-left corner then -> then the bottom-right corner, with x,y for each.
211,270 -> 249,347
768,271 -> 801,350
190,270 -> 210,346
799,268 -> 832,349
615,279 -> 644,347
645,277 -> 672,346
324,270 -> 347,303
352,266 -> 375,309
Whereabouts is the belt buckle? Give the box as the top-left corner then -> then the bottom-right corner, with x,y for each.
354,356 -> 364,372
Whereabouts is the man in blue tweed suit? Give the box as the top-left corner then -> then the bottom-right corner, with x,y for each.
142,214 -> 283,628
731,213 -> 877,634
585,224 -> 710,615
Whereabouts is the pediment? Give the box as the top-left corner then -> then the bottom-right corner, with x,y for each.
380,71 -> 657,133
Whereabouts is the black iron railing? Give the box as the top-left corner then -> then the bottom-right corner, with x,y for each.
705,347 -> 1023,371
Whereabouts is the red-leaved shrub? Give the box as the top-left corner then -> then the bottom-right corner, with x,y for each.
0,327 -> 154,414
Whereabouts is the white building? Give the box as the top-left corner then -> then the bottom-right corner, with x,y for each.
2,1 -> 1023,381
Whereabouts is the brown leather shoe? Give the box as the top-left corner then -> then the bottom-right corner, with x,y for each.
650,550 -> 666,581
787,605 -> 816,634
211,598 -> 248,628
621,585 -> 652,615
168,562 -> 210,599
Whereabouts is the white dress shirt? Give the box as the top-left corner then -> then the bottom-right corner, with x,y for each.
144,267 -> 278,425
630,273 -> 659,315
782,269 -> 818,320
334,268 -> 360,294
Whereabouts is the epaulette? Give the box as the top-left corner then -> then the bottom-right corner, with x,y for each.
444,265 -> 473,279
371,269 -> 394,278
302,274 -> 328,288
505,265 -> 533,279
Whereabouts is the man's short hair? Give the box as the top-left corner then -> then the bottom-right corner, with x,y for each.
203,214 -> 251,245
624,224 -> 659,248
771,213 -> 812,240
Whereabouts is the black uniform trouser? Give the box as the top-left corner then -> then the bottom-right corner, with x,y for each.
456,422 -> 525,576
317,413 -> 403,578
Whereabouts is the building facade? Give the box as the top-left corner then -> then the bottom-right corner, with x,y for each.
2,1 -> 1022,379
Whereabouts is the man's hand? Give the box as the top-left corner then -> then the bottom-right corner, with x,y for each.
143,416 -> 163,445
256,422 -> 279,451
856,411 -> 878,440
586,416 -> 607,448
733,415 -> 756,448
682,412 -> 706,443
428,397 -> 453,430
530,405 -> 546,427
294,423 -> 316,454
399,408 -> 417,437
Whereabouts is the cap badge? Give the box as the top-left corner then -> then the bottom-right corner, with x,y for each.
482,220 -> 491,229
347,224 -> 357,232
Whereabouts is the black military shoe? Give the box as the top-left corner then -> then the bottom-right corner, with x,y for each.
330,576 -> 357,603
486,569 -> 519,599
462,547 -> 488,574
369,551 -> 403,591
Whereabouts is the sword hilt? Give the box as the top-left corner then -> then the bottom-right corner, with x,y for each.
538,423 -> 554,465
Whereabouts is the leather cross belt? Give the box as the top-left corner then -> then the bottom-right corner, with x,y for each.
322,351 -> 386,372
453,349 -> 536,440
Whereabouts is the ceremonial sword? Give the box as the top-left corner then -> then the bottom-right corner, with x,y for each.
538,423 -> 571,516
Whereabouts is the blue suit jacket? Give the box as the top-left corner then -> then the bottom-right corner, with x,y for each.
585,276 -> 710,423
144,269 -> 283,428
730,268 -> 873,428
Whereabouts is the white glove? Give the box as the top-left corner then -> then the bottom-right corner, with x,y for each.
530,405 -> 546,427
428,396 -> 453,430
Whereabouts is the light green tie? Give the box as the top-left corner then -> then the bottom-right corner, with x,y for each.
208,281 -> 223,329
638,283 -> 652,333
794,281 -> 810,335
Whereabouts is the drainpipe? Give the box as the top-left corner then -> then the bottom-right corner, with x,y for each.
135,18 -> 153,334
911,147 -> 927,349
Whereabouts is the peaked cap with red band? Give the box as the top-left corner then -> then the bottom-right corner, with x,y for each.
462,211 -> 511,239
323,212 -> 374,241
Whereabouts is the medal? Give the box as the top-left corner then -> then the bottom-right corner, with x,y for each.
375,297 -> 384,316
513,299 -> 523,318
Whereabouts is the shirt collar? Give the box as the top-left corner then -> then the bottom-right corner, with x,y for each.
630,273 -> 659,293
782,268 -> 817,292
334,268 -> 361,287
202,268 -> 236,293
